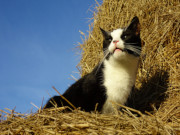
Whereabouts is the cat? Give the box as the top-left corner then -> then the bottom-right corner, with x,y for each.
44,16 -> 141,114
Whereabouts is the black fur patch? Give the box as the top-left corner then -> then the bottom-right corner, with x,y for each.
44,64 -> 107,112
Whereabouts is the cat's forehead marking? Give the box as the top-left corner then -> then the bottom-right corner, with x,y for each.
110,28 -> 124,40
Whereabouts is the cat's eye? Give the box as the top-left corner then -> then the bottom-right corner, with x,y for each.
106,37 -> 112,42
122,35 -> 127,40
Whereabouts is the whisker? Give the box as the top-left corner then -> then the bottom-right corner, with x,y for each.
124,43 -> 138,45
95,49 -> 110,75
125,45 -> 141,49
125,48 -> 141,55
125,45 -> 141,55
126,46 -> 141,51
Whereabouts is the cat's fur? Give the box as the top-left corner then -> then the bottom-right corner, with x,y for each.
44,16 -> 141,113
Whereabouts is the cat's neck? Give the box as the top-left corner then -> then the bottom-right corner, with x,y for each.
105,55 -> 140,75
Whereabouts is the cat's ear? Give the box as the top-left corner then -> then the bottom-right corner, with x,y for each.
100,27 -> 110,39
126,16 -> 140,35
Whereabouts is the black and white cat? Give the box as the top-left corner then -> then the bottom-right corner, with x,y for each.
44,16 -> 141,113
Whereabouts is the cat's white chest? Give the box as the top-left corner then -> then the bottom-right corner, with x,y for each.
102,59 -> 137,113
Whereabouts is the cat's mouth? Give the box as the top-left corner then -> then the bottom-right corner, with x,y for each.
113,47 -> 124,53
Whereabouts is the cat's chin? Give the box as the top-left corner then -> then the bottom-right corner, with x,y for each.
112,50 -> 126,60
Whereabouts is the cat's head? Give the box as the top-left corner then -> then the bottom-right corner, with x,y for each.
100,16 -> 141,61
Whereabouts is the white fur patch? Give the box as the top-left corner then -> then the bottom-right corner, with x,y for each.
111,28 -> 123,41
102,51 -> 139,114
109,29 -> 124,54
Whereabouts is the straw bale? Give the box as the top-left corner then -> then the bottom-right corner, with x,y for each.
0,0 -> 180,134
79,0 -> 180,115
0,107 -> 179,134
78,0 -> 180,133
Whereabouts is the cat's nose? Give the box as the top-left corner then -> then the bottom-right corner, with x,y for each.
113,40 -> 119,43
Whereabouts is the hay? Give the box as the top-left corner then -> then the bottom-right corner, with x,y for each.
78,0 -> 180,131
0,106 -> 179,134
1,0 -> 180,134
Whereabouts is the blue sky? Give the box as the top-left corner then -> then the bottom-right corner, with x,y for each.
0,0 -> 101,114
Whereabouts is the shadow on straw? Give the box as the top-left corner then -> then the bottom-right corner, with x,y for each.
127,70 -> 169,113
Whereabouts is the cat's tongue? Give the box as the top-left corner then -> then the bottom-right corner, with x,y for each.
114,48 -> 122,53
